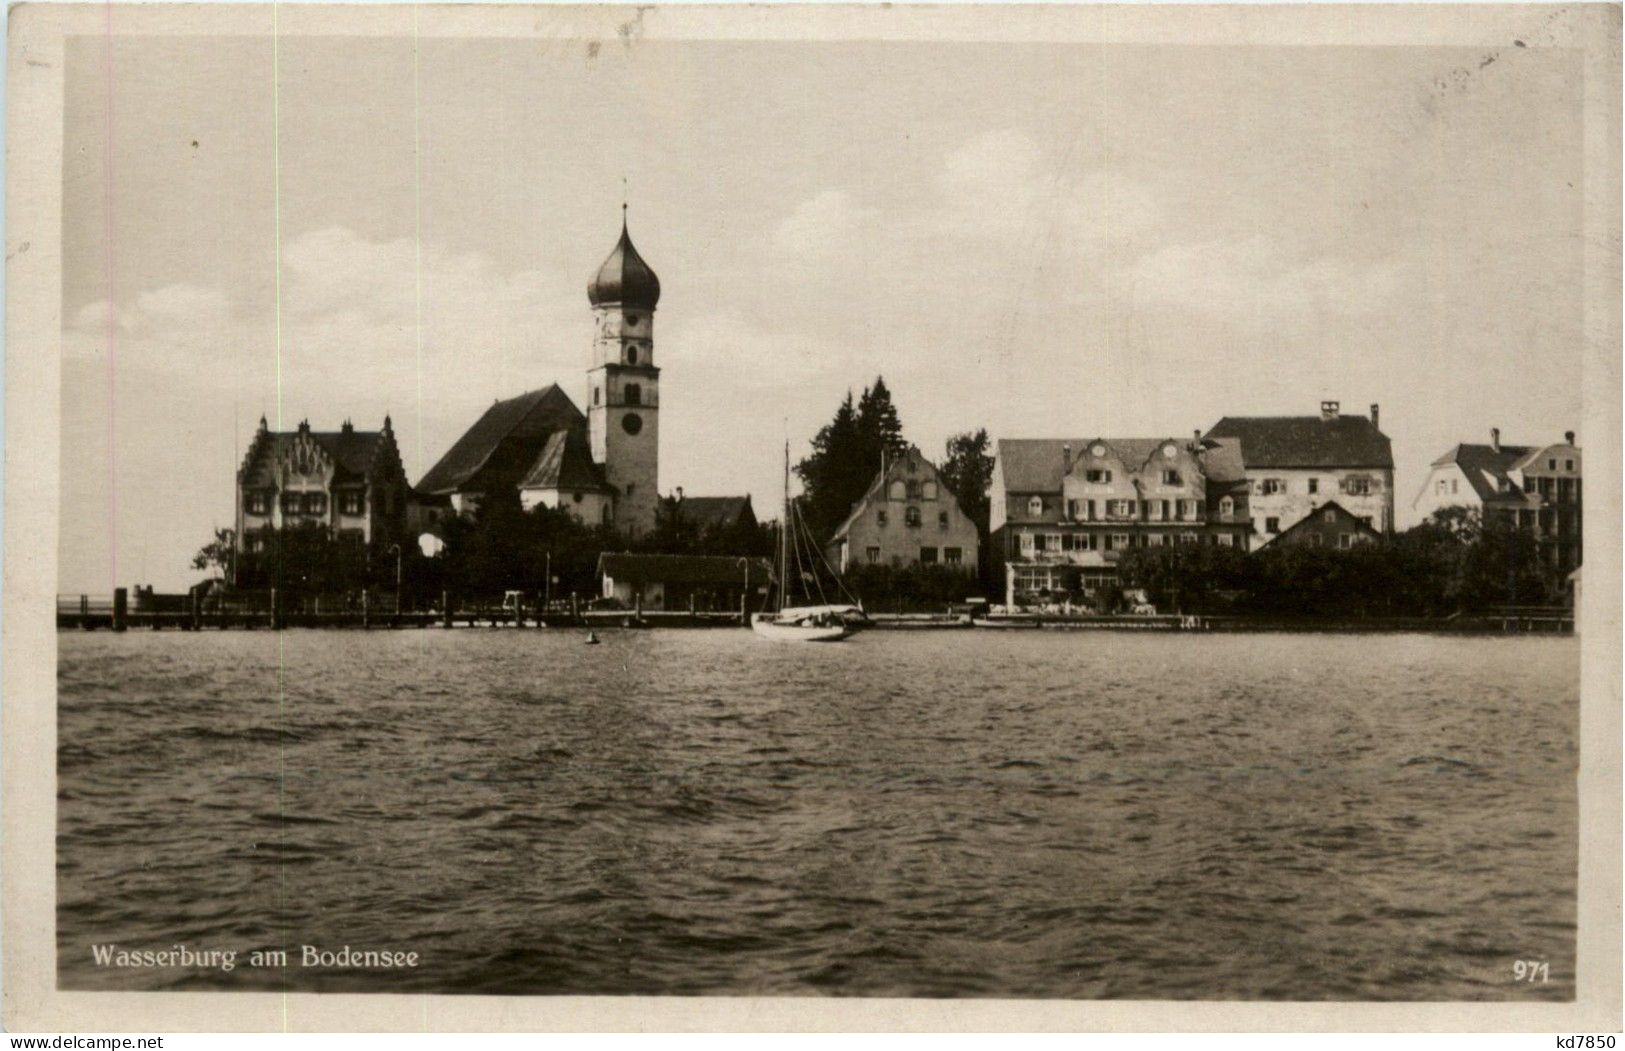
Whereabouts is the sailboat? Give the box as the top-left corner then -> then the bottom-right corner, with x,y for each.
751,443 -> 862,642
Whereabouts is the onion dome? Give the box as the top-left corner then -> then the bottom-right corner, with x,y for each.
587,213 -> 661,310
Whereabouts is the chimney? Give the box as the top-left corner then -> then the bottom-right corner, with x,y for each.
1490,427 -> 1501,453
1369,404 -> 1379,431
1061,443 -> 1072,473
675,486 -> 684,502
1565,430 -> 1575,446
1319,400 -> 1339,421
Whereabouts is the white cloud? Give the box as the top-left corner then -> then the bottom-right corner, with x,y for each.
771,189 -> 878,257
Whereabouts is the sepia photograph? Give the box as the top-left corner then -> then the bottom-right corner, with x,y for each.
4,0 -> 1621,1034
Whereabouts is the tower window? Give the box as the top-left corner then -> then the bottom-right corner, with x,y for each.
625,383 -> 642,405
626,346 -> 639,365
626,314 -> 639,327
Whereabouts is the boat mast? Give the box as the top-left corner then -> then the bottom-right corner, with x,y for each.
779,440 -> 791,611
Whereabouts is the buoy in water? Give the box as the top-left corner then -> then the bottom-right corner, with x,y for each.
585,631 -> 600,645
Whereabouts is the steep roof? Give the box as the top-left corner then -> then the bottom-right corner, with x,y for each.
597,552 -> 772,587
238,421 -> 400,485
1204,415 -> 1393,470
1431,442 -> 1534,503
995,437 -> 1191,493
675,495 -> 755,530
518,430 -> 609,492
1270,499 -> 1383,547
829,447 -> 966,542
416,385 -> 585,495
1199,437 -> 1248,486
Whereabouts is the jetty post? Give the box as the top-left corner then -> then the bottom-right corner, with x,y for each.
361,589 -> 371,629
111,588 -> 128,632
80,595 -> 91,630
188,590 -> 201,631
269,587 -> 279,630
441,591 -> 452,629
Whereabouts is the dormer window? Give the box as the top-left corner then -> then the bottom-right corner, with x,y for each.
1027,495 -> 1043,517
905,506 -> 922,527
338,491 -> 364,515
1085,469 -> 1111,484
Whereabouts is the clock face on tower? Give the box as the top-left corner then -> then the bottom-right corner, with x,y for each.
621,412 -> 643,435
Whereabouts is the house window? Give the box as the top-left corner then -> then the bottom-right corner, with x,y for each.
1344,476 -> 1372,496
304,493 -> 326,515
1218,496 -> 1233,517
339,491 -> 365,515
866,546 -> 880,563
246,491 -> 270,515
1360,516 -> 1373,528
281,491 -> 302,514
944,546 -> 963,565
1308,478 -> 1319,494
1218,534 -> 1234,548
245,532 -> 263,553
906,507 -> 922,527
1338,533 -> 1354,549
877,509 -> 888,526
1027,496 -> 1043,517
1067,499 -> 1079,520
1266,516 -> 1280,533
890,481 -> 907,501
919,546 -> 938,564
1323,510 -> 1336,523
906,480 -> 923,500
1260,478 -> 1285,495
1548,458 -> 1556,470
625,383 -> 642,406
1019,532 -> 1035,555
1565,459 -> 1574,471
1309,533 -> 1324,547
1033,534 -> 1047,552
923,481 -> 938,500
938,510 -> 949,527
1085,469 -> 1110,484
1161,469 -> 1181,486
1112,534 -> 1130,550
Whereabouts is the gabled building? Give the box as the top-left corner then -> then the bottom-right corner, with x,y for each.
1204,401 -> 1394,550
1271,500 -> 1382,550
668,494 -> 758,534
826,446 -> 980,574
235,416 -> 411,554
989,435 -> 1249,607
415,215 -> 665,536
1412,428 -> 1581,572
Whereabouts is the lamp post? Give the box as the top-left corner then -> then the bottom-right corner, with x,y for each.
387,543 -> 402,612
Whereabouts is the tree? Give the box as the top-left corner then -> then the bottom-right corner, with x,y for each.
795,377 -> 911,544
192,528 -> 236,580
940,429 -> 994,538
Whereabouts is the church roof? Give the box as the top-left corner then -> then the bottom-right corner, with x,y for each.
587,218 -> 661,310
416,385 -> 585,495
518,429 -> 609,492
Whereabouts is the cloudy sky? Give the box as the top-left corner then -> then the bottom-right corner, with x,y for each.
61,28 -> 1586,591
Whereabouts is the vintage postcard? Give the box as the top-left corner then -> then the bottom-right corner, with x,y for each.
4,2 -> 1620,1034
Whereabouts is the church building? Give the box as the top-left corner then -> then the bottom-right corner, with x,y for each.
415,214 -> 669,536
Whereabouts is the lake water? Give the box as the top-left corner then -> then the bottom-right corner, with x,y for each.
57,629 -> 1577,1000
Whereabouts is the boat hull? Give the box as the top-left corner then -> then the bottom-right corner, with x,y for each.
750,614 -> 850,642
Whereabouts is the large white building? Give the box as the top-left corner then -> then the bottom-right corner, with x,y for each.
1412,428 -> 1582,573
1203,401 -> 1395,551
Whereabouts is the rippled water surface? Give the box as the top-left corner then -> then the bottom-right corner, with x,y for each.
58,629 -> 1577,999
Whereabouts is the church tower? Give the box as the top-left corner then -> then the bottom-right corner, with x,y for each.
586,210 -> 661,537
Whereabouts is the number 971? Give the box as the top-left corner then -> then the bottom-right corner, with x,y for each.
1513,960 -> 1550,982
